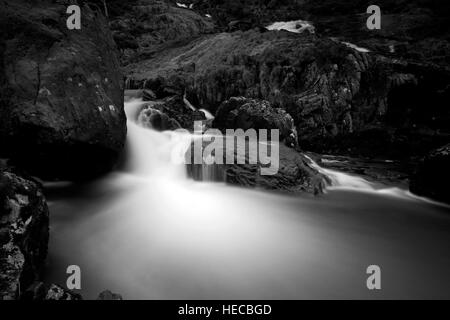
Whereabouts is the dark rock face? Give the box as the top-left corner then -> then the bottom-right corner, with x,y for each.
193,0 -> 450,68
301,0 -> 450,68
0,170 -> 49,300
0,0 -> 127,180
109,0 -> 215,65
213,97 -> 297,147
191,0 -> 306,30
410,144 -> 450,204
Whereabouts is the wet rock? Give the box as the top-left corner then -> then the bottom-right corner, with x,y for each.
185,137 -> 327,195
0,1 -> 127,180
0,170 -> 49,300
225,144 -> 328,195
143,96 -> 206,130
21,282 -> 82,300
138,107 -> 181,131
97,289 -> 123,300
213,97 -> 298,147
410,144 -> 450,204
126,29 -> 449,159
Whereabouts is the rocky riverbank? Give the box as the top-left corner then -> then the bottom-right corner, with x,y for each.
0,0 -> 127,299
117,0 -> 449,202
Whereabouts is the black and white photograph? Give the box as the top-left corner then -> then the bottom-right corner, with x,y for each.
0,0 -> 449,304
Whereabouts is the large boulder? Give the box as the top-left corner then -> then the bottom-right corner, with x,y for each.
139,95 -> 205,130
213,97 -> 297,147
410,144 -> 450,204
0,0 -> 127,180
0,169 -> 49,300
225,144 -> 328,195
185,136 -> 327,195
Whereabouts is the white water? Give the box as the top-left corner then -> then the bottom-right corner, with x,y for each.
304,155 -> 449,206
341,41 -> 370,53
45,99 -> 450,299
199,108 -> 214,120
266,20 -> 315,34
176,2 -> 188,9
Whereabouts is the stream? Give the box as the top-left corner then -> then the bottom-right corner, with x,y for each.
43,99 -> 450,299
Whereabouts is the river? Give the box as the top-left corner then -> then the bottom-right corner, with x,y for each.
43,99 -> 450,299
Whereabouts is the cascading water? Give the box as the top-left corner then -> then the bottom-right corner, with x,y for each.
304,155 -> 444,203
44,98 -> 450,299
305,155 -> 376,190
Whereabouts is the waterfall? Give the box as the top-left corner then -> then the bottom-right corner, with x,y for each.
123,98 -> 441,202
123,99 -> 192,179
304,155 -> 449,205
199,108 -> 214,120
304,155 -> 376,191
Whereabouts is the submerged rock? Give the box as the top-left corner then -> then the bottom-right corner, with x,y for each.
410,144 -> 450,204
0,170 -> 49,300
97,289 -> 123,300
21,282 -> 82,301
0,1 -> 127,180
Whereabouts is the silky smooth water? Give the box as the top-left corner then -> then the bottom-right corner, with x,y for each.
44,99 -> 450,299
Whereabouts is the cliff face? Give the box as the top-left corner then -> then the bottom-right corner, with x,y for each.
0,0 -> 127,180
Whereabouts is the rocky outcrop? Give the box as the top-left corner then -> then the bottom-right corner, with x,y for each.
0,0 -> 127,180
213,97 -> 298,147
186,136 -> 327,194
125,29 -> 450,159
301,0 -> 450,68
225,144 -> 328,195
410,144 -> 450,204
190,0 -> 306,31
138,106 -> 182,131
192,0 -> 450,70
139,96 -> 205,130
109,0 -> 215,65
0,170 -> 49,300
